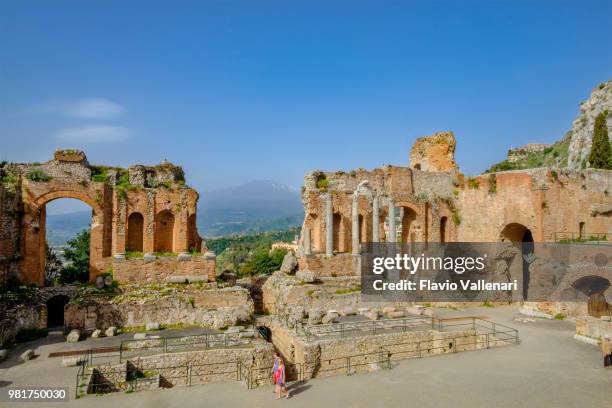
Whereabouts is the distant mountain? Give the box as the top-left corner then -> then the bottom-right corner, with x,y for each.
198,180 -> 304,237
46,210 -> 91,246
45,180 -> 304,243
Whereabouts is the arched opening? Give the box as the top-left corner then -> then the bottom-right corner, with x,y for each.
332,213 -> 341,252
579,222 -> 585,240
414,163 -> 421,170
126,212 -> 144,252
358,215 -> 364,243
572,275 -> 611,317
440,216 -> 448,243
155,210 -> 175,253
44,198 -> 93,285
400,206 -> 417,244
500,223 -> 534,299
187,213 -> 198,252
308,213 -> 321,252
46,295 -> 70,328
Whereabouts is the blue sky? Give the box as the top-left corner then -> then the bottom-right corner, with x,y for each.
2,0 -> 611,205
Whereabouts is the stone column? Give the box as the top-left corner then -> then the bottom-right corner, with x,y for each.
388,198 -> 396,243
352,194 -> 360,255
325,193 -> 333,256
303,227 -> 311,256
372,195 -> 380,242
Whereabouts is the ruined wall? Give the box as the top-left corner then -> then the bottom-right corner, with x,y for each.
409,131 -> 458,172
64,287 -> 252,331
113,255 -> 216,284
0,149 -> 209,287
455,168 -> 612,242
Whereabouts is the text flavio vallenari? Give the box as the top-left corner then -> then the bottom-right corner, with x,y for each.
370,253 -> 518,292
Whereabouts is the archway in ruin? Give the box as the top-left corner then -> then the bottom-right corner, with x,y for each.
23,190 -> 108,286
187,213 -> 198,252
46,294 -> 70,328
400,206 -> 417,244
307,213 -> 321,252
332,213 -> 341,253
572,275 -> 611,317
440,216 -> 448,244
126,212 -> 144,252
500,223 -> 534,300
155,210 -> 175,253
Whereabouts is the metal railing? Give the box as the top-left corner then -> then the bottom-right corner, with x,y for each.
305,316 -> 433,342
119,332 -> 253,361
76,359 -> 247,398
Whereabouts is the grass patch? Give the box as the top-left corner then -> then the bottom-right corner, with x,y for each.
482,301 -> 493,308
335,285 -> 361,295
26,169 -> 52,182
553,313 -> 566,320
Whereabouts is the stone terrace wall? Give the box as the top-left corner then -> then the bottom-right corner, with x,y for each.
65,287 -> 253,330
0,302 -> 46,347
113,256 -> 216,284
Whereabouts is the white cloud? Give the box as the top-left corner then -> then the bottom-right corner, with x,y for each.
33,97 -> 125,119
55,125 -> 130,143
63,98 -> 125,118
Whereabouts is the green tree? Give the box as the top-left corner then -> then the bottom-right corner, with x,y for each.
61,229 -> 90,283
588,111 -> 611,169
239,248 -> 287,277
44,242 -> 63,286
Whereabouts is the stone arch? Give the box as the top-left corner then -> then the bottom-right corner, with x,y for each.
126,212 -> 144,252
306,213 -> 321,252
332,213 -> 342,253
399,206 -> 418,244
500,223 -> 534,299
440,216 -> 448,243
572,275 -> 611,317
23,189 -> 108,286
155,210 -> 175,253
46,294 -> 70,328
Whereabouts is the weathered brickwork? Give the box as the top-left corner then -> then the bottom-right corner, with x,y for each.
0,149 -> 211,286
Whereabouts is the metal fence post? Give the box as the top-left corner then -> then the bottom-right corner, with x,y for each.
347,357 -> 351,376
164,338 -> 168,354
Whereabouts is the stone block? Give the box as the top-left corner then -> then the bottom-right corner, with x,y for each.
387,311 -> 405,318
20,349 -> 34,362
338,307 -> 355,316
143,253 -> 157,262
91,329 -> 102,338
0,349 -> 7,361
240,331 -> 255,338
322,311 -> 338,324
358,307 -> 371,315
62,356 -> 87,367
165,276 -> 189,284
187,275 -> 208,283
406,306 -> 424,316
364,311 -> 379,321
178,252 -> 191,261
307,309 -> 324,325
146,322 -> 160,331
382,307 -> 396,314
226,326 -> 244,334
133,333 -> 147,340
280,251 -> 298,274
105,326 -> 117,337
296,269 -> 316,283
67,329 -> 81,343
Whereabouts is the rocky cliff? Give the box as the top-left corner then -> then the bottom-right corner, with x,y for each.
566,80 -> 612,169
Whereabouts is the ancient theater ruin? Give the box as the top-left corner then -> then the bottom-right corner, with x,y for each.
0,82 -> 610,397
